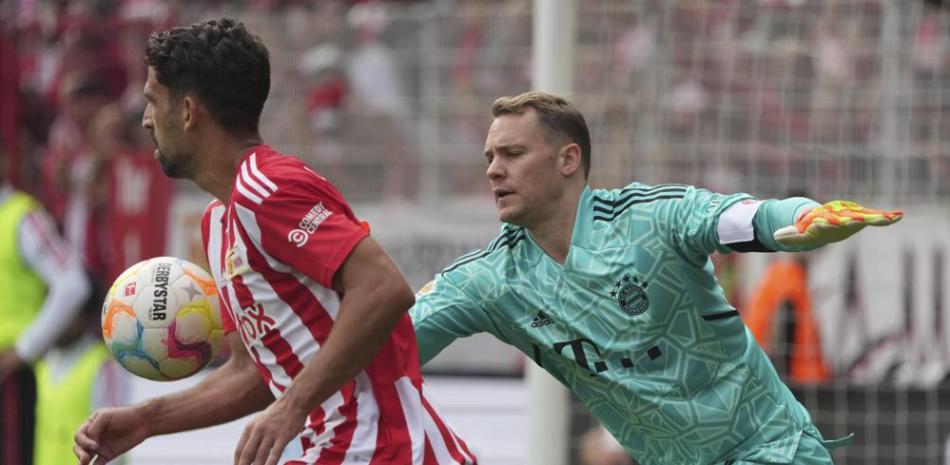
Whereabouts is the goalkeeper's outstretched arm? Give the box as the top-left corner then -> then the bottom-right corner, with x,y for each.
753,198 -> 903,252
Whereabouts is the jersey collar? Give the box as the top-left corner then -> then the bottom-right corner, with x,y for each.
235,144 -> 272,174
572,185 -> 594,248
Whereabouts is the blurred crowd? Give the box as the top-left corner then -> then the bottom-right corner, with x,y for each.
258,0 -> 950,202
2,0 -> 183,291
0,0 -> 423,289
577,0 -> 950,199
4,0 -> 946,292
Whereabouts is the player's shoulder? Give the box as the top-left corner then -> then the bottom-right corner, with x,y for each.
232,145 -> 338,207
247,145 -> 313,176
4,188 -> 42,212
439,223 -> 527,277
200,199 -> 225,220
200,198 -> 225,224
240,145 -> 318,186
588,181 -> 690,223
198,199 -> 226,245
203,198 -> 224,211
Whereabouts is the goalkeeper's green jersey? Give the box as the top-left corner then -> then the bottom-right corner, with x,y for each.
411,183 -> 843,465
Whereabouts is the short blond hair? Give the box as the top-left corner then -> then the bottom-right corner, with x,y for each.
491,91 -> 591,178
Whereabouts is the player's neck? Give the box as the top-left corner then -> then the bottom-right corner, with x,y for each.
194,134 -> 263,203
526,186 -> 583,264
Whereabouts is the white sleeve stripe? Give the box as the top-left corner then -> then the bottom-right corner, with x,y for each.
250,153 -> 279,191
240,163 -> 272,198
718,200 -> 764,244
235,177 -> 263,204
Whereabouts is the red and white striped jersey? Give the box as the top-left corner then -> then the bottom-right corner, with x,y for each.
200,145 -> 475,464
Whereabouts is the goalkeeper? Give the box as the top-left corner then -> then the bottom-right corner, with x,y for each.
410,91 -> 901,465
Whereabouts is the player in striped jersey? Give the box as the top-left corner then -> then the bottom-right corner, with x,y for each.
73,18 -> 474,465
410,92 -> 901,465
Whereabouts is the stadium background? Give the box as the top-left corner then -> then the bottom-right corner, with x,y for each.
2,0 -> 950,464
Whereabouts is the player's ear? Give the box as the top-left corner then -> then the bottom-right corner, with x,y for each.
182,95 -> 198,131
558,142 -> 582,177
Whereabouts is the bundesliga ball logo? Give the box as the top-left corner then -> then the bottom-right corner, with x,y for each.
101,257 -> 224,381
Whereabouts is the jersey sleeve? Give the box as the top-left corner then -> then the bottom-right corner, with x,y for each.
751,197 -> 822,252
659,185 -> 756,262
409,275 -> 498,366
234,171 -> 368,289
15,209 -> 90,361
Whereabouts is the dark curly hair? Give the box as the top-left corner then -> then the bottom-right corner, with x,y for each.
145,18 -> 270,136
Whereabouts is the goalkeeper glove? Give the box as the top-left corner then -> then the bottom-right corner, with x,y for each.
773,200 -> 903,247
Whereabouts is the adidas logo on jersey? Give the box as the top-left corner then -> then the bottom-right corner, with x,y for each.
531,311 -> 554,328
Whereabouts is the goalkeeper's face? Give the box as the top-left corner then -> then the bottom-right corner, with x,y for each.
484,110 -> 567,228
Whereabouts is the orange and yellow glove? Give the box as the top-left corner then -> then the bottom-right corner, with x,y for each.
773,200 -> 903,247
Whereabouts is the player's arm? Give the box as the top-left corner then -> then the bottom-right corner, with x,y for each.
714,196 -> 817,253
665,187 -> 901,258
720,197 -> 902,253
74,331 -> 272,465
276,235 -> 412,410
233,236 -> 414,465
410,275 -> 498,366
661,186 -> 763,260
0,209 -> 90,379
140,331 -> 273,434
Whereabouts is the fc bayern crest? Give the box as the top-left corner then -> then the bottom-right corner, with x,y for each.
611,274 -> 650,316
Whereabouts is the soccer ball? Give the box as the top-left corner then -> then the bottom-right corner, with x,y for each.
101,256 -> 224,381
